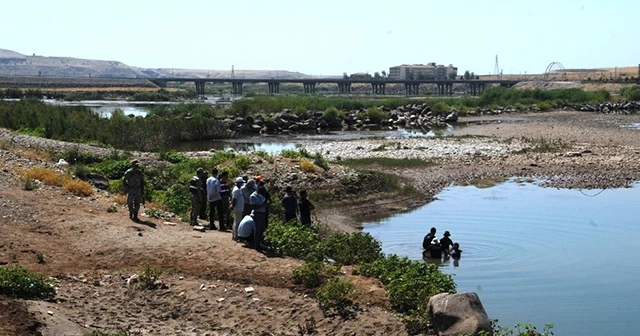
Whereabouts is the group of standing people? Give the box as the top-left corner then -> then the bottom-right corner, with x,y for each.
422,227 -> 462,259
187,167 -> 315,252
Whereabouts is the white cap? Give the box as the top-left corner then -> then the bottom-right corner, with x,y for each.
235,177 -> 245,184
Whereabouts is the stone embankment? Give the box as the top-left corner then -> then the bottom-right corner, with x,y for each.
575,101 -> 640,113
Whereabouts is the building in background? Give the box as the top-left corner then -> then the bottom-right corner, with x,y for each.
389,63 -> 457,80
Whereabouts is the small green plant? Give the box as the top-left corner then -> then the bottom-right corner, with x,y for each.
315,277 -> 356,317
292,261 -> 324,288
22,177 -> 36,191
233,155 -> 253,171
0,266 -> 56,299
138,264 -> 163,289
72,164 -> 91,179
106,205 -> 118,213
322,107 -> 344,125
35,252 -> 45,264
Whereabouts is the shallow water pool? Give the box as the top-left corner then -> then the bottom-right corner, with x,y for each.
362,180 -> 640,336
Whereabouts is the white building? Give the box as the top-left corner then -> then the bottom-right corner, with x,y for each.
389,63 -> 457,80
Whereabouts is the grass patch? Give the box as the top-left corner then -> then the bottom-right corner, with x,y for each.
339,157 -> 434,168
63,179 -> 94,196
0,266 -> 56,300
511,137 -> 572,154
22,167 -> 93,196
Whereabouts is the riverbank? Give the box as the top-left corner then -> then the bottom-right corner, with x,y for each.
2,109 -> 640,335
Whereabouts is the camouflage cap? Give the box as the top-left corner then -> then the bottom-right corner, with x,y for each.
196,167 -> 205,174
131,159 -> 139,166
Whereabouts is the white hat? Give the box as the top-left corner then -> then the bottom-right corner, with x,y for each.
235,177 -> 245,184
432,238 -> 439,245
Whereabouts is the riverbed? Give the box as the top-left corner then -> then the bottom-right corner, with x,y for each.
362,180 -> 640,336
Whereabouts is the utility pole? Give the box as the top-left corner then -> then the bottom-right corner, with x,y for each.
494,55 -> 501,80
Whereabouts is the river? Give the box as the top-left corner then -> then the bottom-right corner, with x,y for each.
362,180 -> 640,336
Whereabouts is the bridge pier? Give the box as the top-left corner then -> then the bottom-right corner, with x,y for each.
371,83 -> 386,95
337,83 -> 352,94
232,82 -> 244,95
268,82 -> 280,94
405,83 -> 420,95
194,81 -> 206,95
303,82 -> 317,94
467,83 -> 486,96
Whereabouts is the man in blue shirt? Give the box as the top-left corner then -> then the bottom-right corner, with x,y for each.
206,168 -> 223,231
249,184 -> 267,251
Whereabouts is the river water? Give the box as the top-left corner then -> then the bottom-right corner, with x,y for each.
362,180 -> 640,336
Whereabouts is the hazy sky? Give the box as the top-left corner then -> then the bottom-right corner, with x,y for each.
2,0 -> 638,76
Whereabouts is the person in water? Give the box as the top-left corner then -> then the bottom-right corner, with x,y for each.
422,227 -> 437,250
439,231 -> 454,256
450,243 -> 462,259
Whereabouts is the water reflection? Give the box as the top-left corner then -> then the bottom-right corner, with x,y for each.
362,180 -> 640,336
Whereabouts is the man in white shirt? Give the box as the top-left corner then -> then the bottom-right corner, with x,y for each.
237,213 -> 256,247
206,168 -> 223,231
230,177 -> 245,240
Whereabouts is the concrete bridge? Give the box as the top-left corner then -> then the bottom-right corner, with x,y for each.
149,77 -> 520,96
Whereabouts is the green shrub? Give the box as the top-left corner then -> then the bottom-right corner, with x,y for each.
158,150 -> 187,164
108,179 -> 124,194
621,85 -> 640,101
72,164 -> 91,179
158,182 -> 191,215
292,261 -> 324,288
355,254 -> 456,315
323,107 -> 344,124
61,148 -> 103,165
366,107 -> 386,124
0,266 -> 56,299
319,232 -> 382,266
263,217 -> 321,259
315,277 -> 355,316
234,155 -> 253,171
90,159 -> 131,180
431,101 -> 450,114
313,152 -> 330,171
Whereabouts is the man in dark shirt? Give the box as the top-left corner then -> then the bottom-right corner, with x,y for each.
281,185 -> 298,222
440,231 -> 454,256
298,189 -> 314,225
219,171 -> 230,231
422,227 -> 437,250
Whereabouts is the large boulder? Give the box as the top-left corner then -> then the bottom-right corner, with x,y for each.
428,292 -> 491,336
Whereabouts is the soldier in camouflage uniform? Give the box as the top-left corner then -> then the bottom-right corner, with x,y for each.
189,168 -> 206,226
123,159 -> 144,222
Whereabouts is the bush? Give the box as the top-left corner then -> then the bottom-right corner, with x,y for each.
621,85 -> 640,101
108,179 -> 125,194
315,277 -> 355,316
319,232 -> 382,266
90,159 -> 131,180
355,254 -> 456,315
313,152 -> 330,172
158,182 -> 191,215
292,261 -> 324,288
158,150 -> 187,164
366,107 -> 386,124
323,107 -> 343,124
22,167 -> 65,186
300,159 -> 316,173
60,148 -> 102,165
431,101 -> 450,114
72,164 -> 91,179
263,217 -> 321,259
234,155 -> 253,171
0,266 -> 56,299
63,179 -> 94,196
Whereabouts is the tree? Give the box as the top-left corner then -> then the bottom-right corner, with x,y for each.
343,72 -> 349,79
448,72 -> 457,80
464,70 -> 471,80
374,72 -> 380,79
381,70 -> 387,77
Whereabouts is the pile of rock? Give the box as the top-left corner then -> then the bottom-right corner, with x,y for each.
575,101 -> 640,114
223,104 -> 459,135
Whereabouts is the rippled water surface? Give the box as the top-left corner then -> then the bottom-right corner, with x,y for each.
362,181 -> 640,336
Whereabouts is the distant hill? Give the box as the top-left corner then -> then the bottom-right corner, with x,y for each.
0,48 -> 315,79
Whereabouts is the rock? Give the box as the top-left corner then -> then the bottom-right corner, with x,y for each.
444,112 -> 459,123
428,292 -> 491,336
193,225 -> 206,232
244,286 -> 254,293
565,151 -> 582,157
126,274 -> 139,286
86,172 -> 109,190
